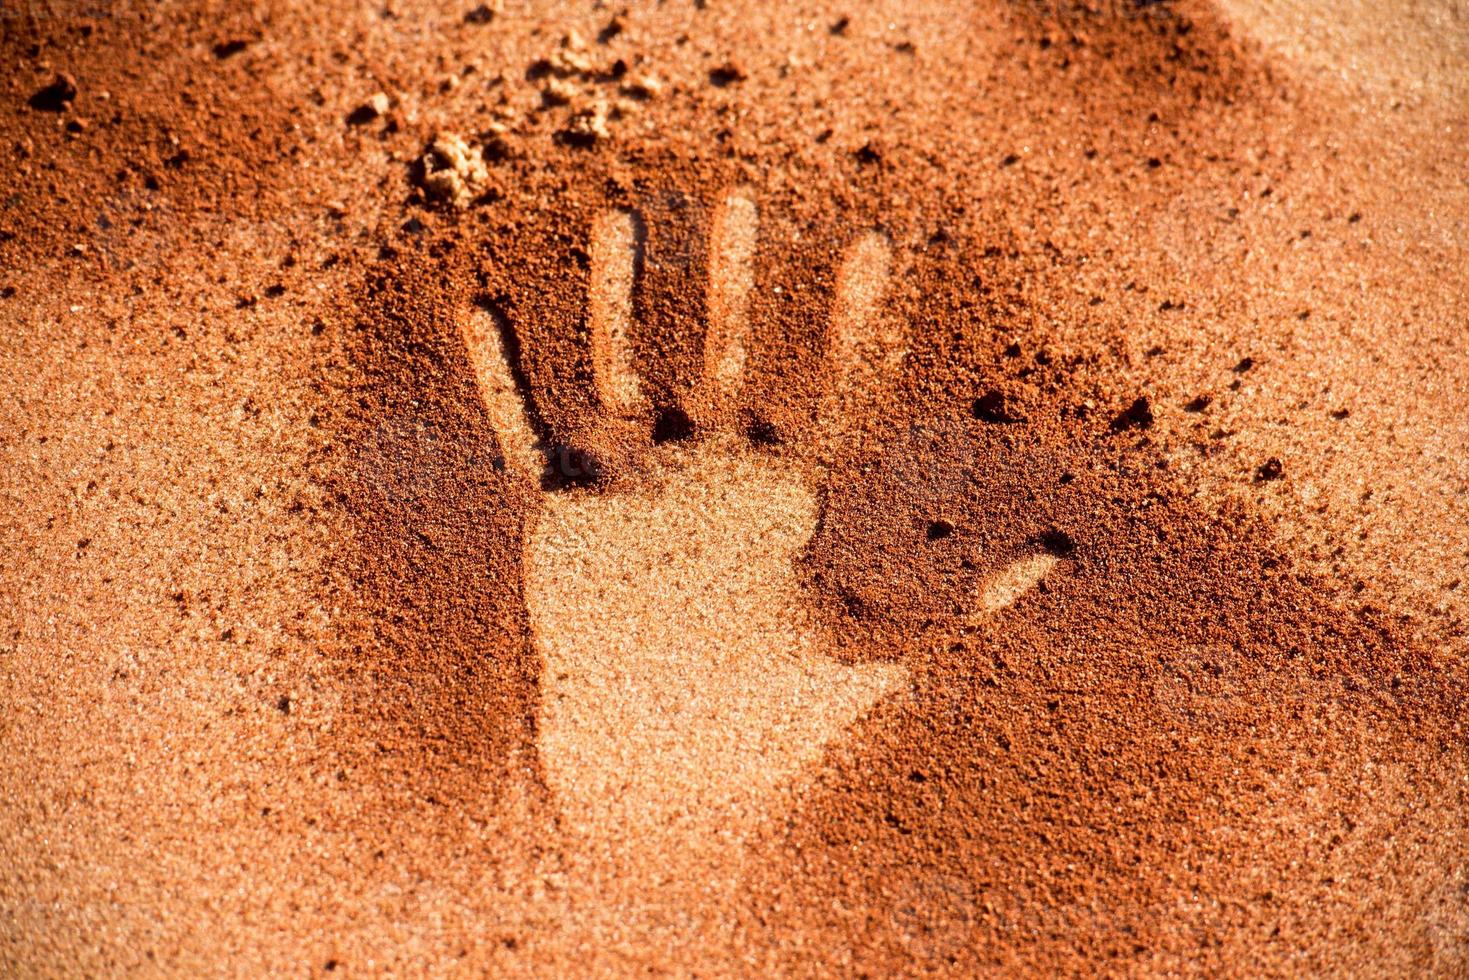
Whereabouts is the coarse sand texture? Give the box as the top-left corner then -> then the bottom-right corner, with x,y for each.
2,0 -> 1468,974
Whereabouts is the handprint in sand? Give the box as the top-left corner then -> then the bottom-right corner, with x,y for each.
460,190 -> 1056,867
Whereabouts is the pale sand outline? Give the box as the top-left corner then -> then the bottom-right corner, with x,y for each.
457,192 -> 1060,902
588,207 -> 643,415
976,553 -> 1059,618
702,186 -> 758,411
821,229 -> 898,427
460,300 -> 543,483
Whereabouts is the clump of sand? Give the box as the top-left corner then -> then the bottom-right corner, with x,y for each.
416,131 -> 490,208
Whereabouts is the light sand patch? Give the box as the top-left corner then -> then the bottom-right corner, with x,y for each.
975,553 -> 1058,617
461,301 -> 543,482
1216,0 -> 1469,109
822,231 -> 899,425
703,187 -> 759,408
526,447 -> 906,873
589,208 -> 644,414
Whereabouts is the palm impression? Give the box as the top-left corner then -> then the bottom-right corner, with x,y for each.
457,189 -> 1058,866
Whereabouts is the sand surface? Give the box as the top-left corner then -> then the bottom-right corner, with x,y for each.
2,0 -> 1467,975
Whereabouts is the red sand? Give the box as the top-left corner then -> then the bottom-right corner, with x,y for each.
2,0 -> 1466,974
